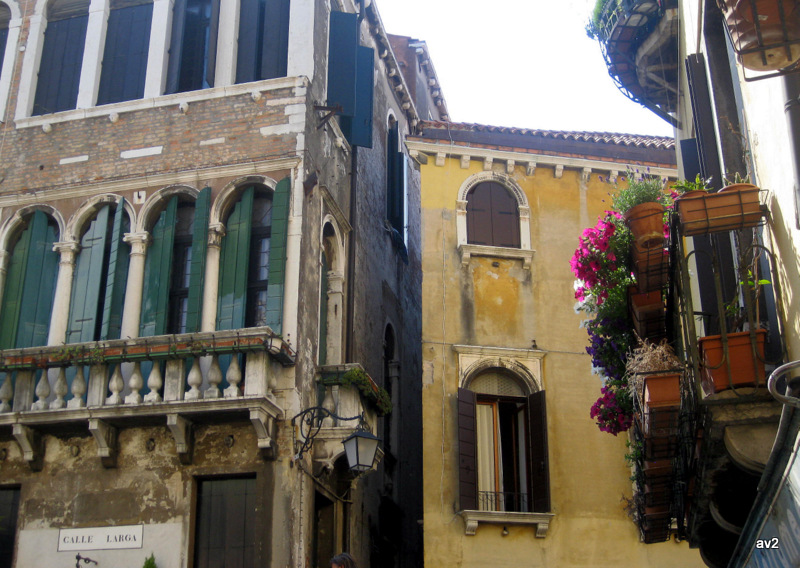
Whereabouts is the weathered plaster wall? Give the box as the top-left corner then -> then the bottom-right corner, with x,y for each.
420,156 -> 704,567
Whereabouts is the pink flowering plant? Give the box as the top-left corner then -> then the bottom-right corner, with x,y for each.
570,211 -> 633,307
590,381 -> 634,436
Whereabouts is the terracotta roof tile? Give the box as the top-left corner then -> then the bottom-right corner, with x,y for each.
418,120 -> 675,150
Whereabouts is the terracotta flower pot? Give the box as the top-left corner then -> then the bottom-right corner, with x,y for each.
644,373 -> 681,408
698,329 -> 767,394
719,0 -> 800,71
624,202 -> 666,249
676,184 -> 763,236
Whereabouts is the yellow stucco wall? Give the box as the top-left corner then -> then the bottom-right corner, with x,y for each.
419,155 -> 704,567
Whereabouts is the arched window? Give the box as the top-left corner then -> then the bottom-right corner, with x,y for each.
0,210 -> 59,349
96,0 -> 153,105
466,182 -> 520,248
140,188 -> 210,337
458,368 -> 550,513
235,0 -> 290,84
66,200 -> 130,343
166,0 -> 220,94
32,0 -> 90,115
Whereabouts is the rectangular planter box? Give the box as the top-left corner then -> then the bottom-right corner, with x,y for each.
676,185 -> 763,236
699,329 -> 766,395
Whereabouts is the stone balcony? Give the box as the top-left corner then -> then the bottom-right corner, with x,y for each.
0,327 -> 294,469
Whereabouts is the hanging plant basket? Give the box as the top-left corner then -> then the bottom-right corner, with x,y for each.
698,329 -> 767,394
624,202 -> 666,249
675,184 -> 764,236
632,243 -> 669,292
628,287 -> 666,340
718,0 -> 800,72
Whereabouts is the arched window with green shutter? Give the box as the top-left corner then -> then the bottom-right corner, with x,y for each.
0,210 -> 60,349
66,200 -> 130,344
140,188 -> 210,337
217,177 -> 290,333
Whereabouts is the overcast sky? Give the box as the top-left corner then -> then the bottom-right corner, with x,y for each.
376,0 -> 675,137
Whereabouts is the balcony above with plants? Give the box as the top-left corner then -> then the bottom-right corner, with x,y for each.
587,0 -> 679,125
572,170 -> 786,558
0,327 -> 295,469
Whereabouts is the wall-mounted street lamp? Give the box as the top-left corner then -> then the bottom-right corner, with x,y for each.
292,407 -> 380,473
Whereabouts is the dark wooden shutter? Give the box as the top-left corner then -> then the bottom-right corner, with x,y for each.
341,46 -> 374,148
217,187 -> 254,330
236,0 -> 260,84
467,182 -> 519,248
327,11 -> 358,117
0,27 -> 9,79
260,0 -> 289,79
457,388 -> 479,511
18,211 -> 59,348
491,183 -> 520,248
185,187 -> 210,333
97,3 -> 152,105
265,177 -> 290,333
685,54 -> 722,188
33,13 -> 88,115
194,477 -> 257,568
100,199 -> 129,341
140,197 -> 178,337
0,487 -> 20,568
165,0 -> 187,94
527,390 -> 551,513
466,184 -> 493,246
386,123 -> 404,231
67,205 -> 111,343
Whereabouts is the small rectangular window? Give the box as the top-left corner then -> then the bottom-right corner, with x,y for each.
166,0 -> 220,94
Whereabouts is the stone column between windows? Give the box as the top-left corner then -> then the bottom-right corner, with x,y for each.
144,0 -> 174,98
47,241 -> 80,346
325,271 -> 344,364
119,232 -> 151,340
455,199 -> 468,246
200,224 -> 226,332
215,0 -> 240,87
519,205 -> 531,249
14,14 -> 45,120
76,0 -> 110,109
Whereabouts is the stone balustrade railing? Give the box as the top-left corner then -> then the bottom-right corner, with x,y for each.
0,327 -> 294,468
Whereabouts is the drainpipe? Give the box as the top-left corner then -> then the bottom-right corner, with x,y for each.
785,73 -> 800,230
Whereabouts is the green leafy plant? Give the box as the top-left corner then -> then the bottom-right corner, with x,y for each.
329,367 -> 393,416
722,172 -> 752,186
610,169 -> 670,214
672,174 -> 713,195
143,553 -> 157,568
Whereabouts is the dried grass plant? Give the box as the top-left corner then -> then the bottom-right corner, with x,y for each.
626,338 -> 682,400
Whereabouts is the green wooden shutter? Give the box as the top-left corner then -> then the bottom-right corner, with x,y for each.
185,187 -> 210,333
341,46 -> 374,148
217,187 -> 254,330
327,11 -> 358,117
67,205 -> 111,343
18,212 -> 59,347
528,390 -> 551,513
140,197 -> 178,337
457,388 -> 479,511
265,177 -> 290,333
0,219 -> 34,349
100,199 -> 130,340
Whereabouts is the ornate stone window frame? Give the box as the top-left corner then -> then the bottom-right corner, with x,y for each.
456,172 -> 534,269
453,344 -> 553,537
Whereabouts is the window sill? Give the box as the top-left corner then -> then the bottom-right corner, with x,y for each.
15,76 -> 307,130
458,244 -> 534,269
460,510 -> 554,537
